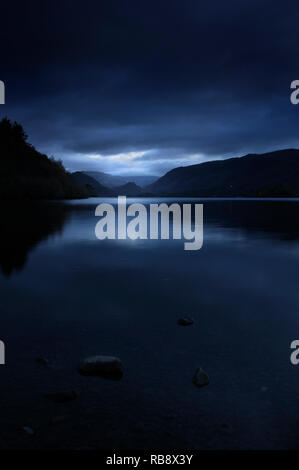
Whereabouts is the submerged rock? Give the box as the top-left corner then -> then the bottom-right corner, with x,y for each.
221,423 -> 229,429
22,426 -> 35,436
49,415 -> 66,425
43,391 -> 78,403
178,317 -> 194,326
35,356 -> 49,366
193,367 -> 209,387
78,355 -> 123,380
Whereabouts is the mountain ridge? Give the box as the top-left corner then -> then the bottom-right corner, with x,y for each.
71,172 -> 115,196
86,171 -> 157,188
113,182 -> 143,196
146,149 -> 299,197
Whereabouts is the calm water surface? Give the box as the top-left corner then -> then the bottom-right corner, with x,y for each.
1,198 -> 299,449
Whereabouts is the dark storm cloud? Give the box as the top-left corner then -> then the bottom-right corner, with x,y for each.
1,0 -> 299,174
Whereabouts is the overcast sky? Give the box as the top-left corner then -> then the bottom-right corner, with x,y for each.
1,0 -> 299,175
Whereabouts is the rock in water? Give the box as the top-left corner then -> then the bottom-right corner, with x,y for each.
77,355 -> 123,380
193,367 -> 209,387
49,415 -> 66,425
43,391 -> 78,403
178,317 -> 194,326
35,356 -> 49,366
22,426 -> 35,436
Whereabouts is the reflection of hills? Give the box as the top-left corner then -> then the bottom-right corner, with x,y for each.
0,202 -> 70,276
69,198 -> 299,242
203,199 -> 299,241
1,198 -> 299,277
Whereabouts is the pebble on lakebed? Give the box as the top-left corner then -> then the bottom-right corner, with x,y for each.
35,356 -> 49,366
49,415 -> 66,425
22,426 -> 35,436
193,367 -> 210,387
178,317 -> 194,326
77,355 -> 123,380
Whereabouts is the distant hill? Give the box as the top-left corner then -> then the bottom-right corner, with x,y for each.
146,149 -> 299,197
0,118 -> 93,200
113,182 -> 142,196
86,171 -> 157,188
71,172 -> 115,196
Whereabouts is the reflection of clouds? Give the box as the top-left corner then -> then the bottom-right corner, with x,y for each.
60,217 -> 245,246
204,226 -> 248,243
62,198 -> 299,258
60,200 -> 200,250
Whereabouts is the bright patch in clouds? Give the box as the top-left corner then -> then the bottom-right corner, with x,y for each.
87,151 -> 147,162
61,148 -> 213,175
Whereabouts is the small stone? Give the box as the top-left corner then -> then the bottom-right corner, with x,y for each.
22,426 -> 35,435
193,367 -> 209,387
178,317 -> 194,326
50,415 -> 66,425
36,356 -> 49,366
43,391 -> 78,403
78,355 -> 123,380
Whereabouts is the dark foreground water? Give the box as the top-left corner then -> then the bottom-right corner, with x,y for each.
1,198 -> 299,449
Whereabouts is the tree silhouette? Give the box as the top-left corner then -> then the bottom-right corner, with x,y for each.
0,118 -> 93,199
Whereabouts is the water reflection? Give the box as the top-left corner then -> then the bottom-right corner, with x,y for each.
2,198 -> 299,276
67,197 -> 299,243
1,198 -> 299,449
0,202 -> 71,276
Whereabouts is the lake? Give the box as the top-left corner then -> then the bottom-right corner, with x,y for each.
0,198 -> 299,449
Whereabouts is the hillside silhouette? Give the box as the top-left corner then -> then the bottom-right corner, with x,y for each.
0,118 -> 93,199
146,149 -> 299,197
113,182 -> 142,196
71,171 -> 115,196
85,171 -> 157,188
